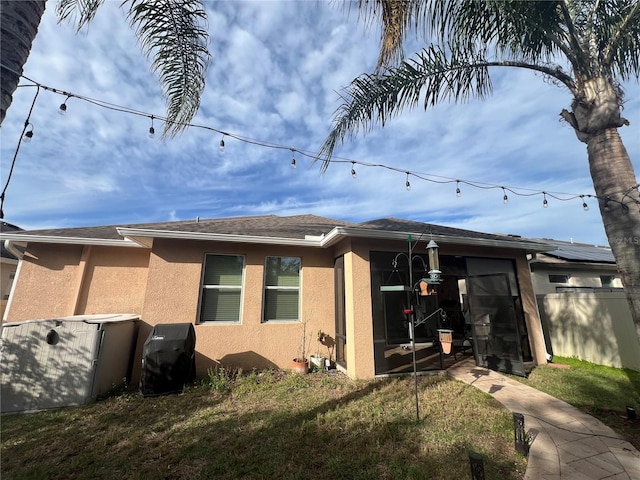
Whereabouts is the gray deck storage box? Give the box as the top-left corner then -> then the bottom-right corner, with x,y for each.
1,314 -> 139,413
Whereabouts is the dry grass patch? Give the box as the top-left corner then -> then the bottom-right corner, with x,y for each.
2,371 -> 526,479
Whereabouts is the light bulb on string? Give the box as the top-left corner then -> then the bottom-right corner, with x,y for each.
58,95 -> 71,115
291,149 -> 296,168
351,162 -> 357,179
148,116 -> 155,138
219,135 -> 225,152
580,195 -> 589,211
502,187 -> 508,204
405,172 -> 411,191
603,196 -> 611,212
455,180 -> 461,197
542,192 -> 548,208
23,124 -> 34,143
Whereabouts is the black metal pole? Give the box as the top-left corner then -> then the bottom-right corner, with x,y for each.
408,239 -> 420,422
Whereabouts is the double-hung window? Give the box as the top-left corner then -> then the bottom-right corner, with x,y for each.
263,256 -> 301,322
199,254 -> 244,323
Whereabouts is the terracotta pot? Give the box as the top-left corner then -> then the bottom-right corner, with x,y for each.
291,358 -> 308,374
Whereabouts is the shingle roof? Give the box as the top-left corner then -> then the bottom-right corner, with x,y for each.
357,217 -> 521,242
3,215 -> 354,241
0,214 -> 549,251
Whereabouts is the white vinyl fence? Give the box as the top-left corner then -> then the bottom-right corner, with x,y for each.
537,292 -> 640,371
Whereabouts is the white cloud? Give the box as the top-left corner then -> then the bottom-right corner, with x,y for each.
0,1 -> 638,247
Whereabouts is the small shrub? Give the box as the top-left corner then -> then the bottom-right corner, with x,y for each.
203,366 -> 239,393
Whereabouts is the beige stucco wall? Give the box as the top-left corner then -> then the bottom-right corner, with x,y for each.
6,244 -> 85,321
75,246 -> 150,315
6,236 -> 548,381
538,292 -> 640,371
133,239 -> 337,379
5,244 -> 150,323
344,243 -> 376,379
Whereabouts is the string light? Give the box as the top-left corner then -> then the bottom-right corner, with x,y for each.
581,195 -> 589,211
604,196 -> 611,212
5,70 -> 638,219
148,116 -> 155,138
351,162 -> 357,179
1,85 -> 40,219
23,124 -> 34,143
58,95 -> 71,115
291,149 -> 296,168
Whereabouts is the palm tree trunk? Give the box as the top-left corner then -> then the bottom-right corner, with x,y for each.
0,0 -> 47,124
587,128 -> 640,343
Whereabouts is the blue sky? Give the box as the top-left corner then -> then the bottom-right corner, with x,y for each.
1,1 -> 638,245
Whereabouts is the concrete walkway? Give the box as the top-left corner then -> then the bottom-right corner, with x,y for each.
447,359 -> 640,480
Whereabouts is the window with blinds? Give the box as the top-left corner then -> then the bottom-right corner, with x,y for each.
199,254 -> 245,323
263,256 -> 301,322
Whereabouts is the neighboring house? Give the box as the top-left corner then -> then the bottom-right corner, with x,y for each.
0,214 -> 551,379
528,238 -> 623,294
1,222 -> 22,322
529,238 -> 640,371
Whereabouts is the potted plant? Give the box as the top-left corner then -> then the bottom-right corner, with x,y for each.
309,330 -> 327,372
291,320 -> 310,374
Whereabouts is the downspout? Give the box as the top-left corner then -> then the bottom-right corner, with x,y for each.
4,239 -> 24,260
2,240 -> 25,323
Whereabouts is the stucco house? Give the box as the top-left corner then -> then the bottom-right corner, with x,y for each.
528,238 -> 623,294
0,214 -> 551,379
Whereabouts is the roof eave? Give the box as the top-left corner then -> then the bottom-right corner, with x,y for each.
0,226 -> 554,254
116,228 -> 322,247
321,227 -> 553,253
0,233 -> 143,248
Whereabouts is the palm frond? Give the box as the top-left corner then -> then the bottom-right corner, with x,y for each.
318,46 -> 492,169
601,0 -> 640,80
356,0 -> 438,71
56,0 -> 107,30
126,0 -> 210,137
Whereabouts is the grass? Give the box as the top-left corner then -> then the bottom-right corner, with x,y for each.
515,356 -> 640,449
1,369 -> 527,480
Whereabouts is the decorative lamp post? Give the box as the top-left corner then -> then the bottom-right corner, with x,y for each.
379,233 -> 446,422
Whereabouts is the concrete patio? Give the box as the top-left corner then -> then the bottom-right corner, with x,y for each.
448,359 -> 640,480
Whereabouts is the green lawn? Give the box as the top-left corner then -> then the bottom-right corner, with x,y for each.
515,356 -> 640,449
1,370 -> 527,480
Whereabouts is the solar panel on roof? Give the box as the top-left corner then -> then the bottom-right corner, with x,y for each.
540,240 -> 615,263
